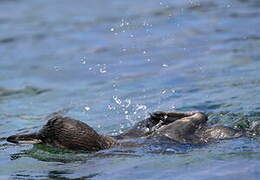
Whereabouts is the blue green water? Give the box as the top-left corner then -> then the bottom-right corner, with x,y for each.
0,0 -> 260,179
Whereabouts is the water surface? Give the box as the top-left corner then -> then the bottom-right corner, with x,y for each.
0,0 -> 260,179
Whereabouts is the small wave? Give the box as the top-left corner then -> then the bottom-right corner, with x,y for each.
0,86 -> 51,99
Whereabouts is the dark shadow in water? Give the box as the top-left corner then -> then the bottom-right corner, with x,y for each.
0,86 -> 51,100
0,37 -> 16,44
12,170 -> 98,180
12,171 -> 99,180
48,170 -> 99,180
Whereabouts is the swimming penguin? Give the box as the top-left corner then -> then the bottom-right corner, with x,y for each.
6,111 -> 258,151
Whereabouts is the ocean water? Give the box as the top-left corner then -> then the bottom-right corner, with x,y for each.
0,0 -> 260,179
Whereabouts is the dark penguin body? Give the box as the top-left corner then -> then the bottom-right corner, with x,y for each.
7,116 -> 116,151
7,111 -> 258,151
119,111 -> 242,144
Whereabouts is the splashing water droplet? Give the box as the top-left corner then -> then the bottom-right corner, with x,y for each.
80,57 -> 87,64
162,64 -> 169,67
84,106 -> 90,111
113,96 -> 122,105
125,99 -> 131,108
100,67 -> 106,73
162,90 -> 167,94
107,105 -> 116,110
54,66 -> 61,71
136,104 -> 147,111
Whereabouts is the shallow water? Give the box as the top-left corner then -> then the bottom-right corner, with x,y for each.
0,0 -> 260,179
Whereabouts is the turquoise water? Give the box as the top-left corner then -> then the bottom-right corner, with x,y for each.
0,0 -> 260,179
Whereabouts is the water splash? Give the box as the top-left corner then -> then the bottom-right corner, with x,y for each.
84,106 -> 90,111
113,96 -> 122,105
